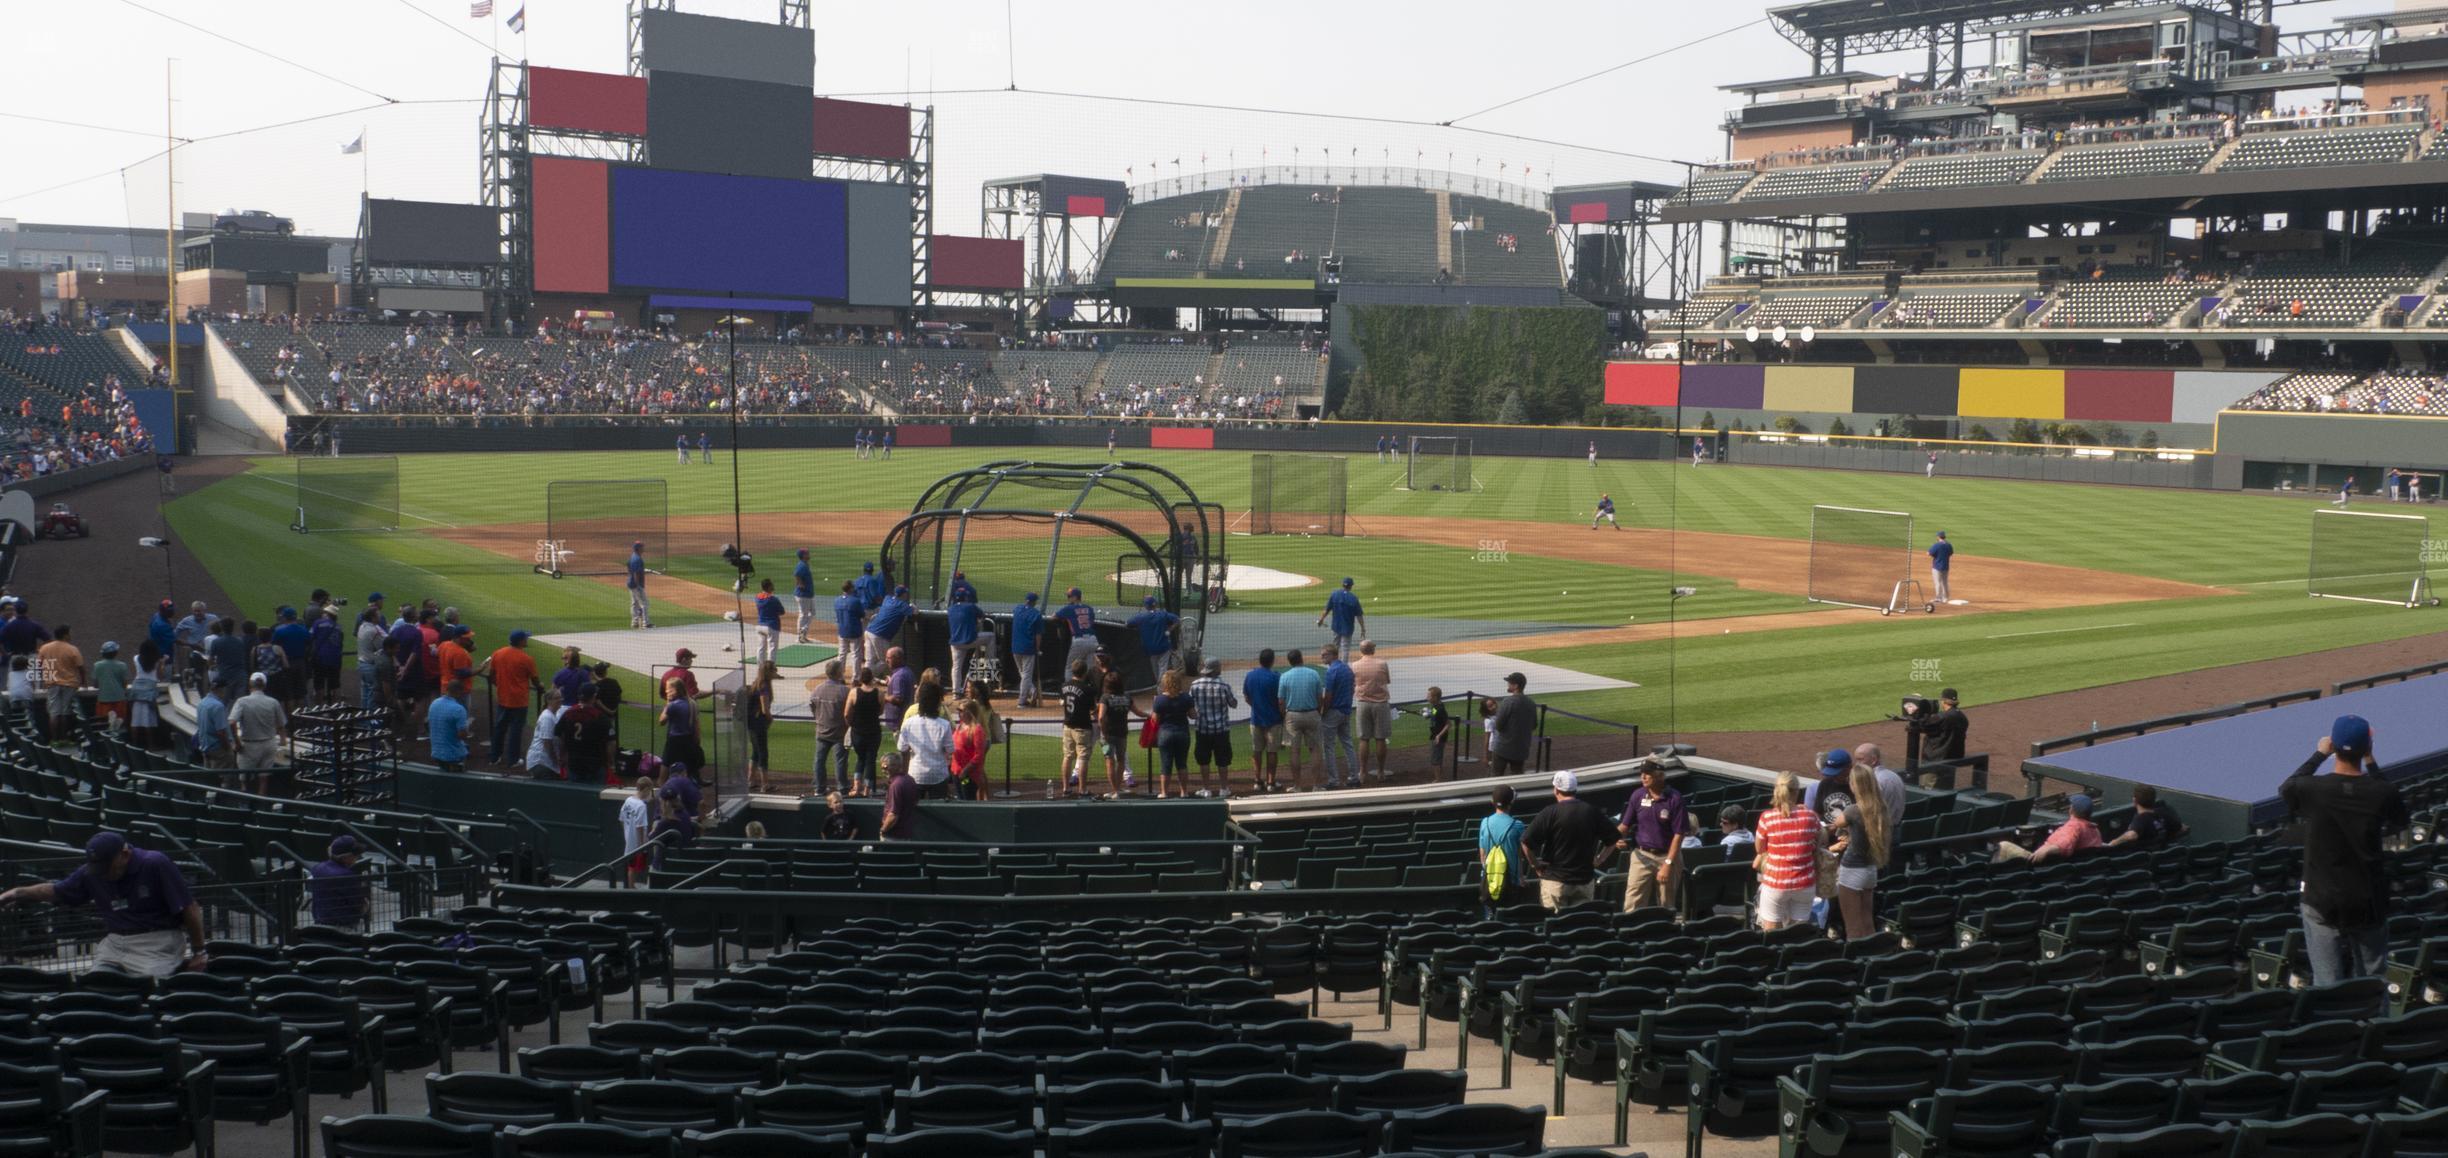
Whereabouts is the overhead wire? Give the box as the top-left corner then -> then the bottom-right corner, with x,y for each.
1444,15 -> 1772,126
389,0 -> 505,56
115,0 -> 397,104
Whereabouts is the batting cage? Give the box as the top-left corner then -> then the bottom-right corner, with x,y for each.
1406,435 -> 1475,493
1250,453 -> 1348,536
1807,504 -> 1928,615
533,479 -> 669,578
290,455 -> 399,533
882,461 -> 1223,693
2310,509 -> 2439,608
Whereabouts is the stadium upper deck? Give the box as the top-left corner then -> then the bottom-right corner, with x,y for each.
1659,1 -> 2448,351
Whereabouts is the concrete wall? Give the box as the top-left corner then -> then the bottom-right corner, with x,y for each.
195,327 -> 290,452
2211,410 -> 2448,490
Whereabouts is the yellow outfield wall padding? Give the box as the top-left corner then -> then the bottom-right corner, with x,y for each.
1957,367 -> 2066,420
1760,365 -> 1855,413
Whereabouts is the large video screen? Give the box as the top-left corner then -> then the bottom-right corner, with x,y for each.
363,199 -> 500,266
639,9 -> 812,88
610,167 -> 845,300
647,70 -> 813,181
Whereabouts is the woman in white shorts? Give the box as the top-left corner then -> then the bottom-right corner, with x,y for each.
1750,771 -> 1822,930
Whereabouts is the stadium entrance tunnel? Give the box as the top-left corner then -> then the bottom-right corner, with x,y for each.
881,460 -> 1224,692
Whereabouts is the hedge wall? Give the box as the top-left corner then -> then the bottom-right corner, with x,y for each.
1336,304 -> 1606,424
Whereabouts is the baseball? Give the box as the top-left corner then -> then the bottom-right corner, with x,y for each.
1723,629 -> 1731,634
1561,590 -> 1568,595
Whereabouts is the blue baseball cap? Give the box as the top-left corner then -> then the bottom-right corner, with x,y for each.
509,630 -> 530,645
277,606 -> 297,620
1024,593 -> 1038,604
86,831 -> 126,865
862,562 -> 875,573
797,548 -> 808,559
1819,748 -> 1852,776
366,592 -> 386,604
329,835 -> 359,857
2331,714 -> 2372,757
894,585 -> 908,597
1341,577 -> 1354,588
1142,595 -> 1157,608
2067,794 -> 2093,817
1066,586 -> 1082,598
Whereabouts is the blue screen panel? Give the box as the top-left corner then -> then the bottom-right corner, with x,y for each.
610,167 -> 845,300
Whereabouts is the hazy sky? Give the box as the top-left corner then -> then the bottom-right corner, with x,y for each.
0,0 -> 2393,237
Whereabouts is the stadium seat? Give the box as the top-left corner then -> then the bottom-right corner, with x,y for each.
1046,1117 -> 1215,1158
1170,1043 -> 1288,1083
320,1114 -> 493,1158
56,1032 -> 216,1158
868,1127 -> 1040,1158
1888,1080 -> 2055,1158
1187,1072 -> 1333,1121
0,1060 -> 105,1158
1774,1045 -> 1950,1157
896,1084 -> 1037,1133
1332,1069 -> 1468,1115
582,1079 -> 740,1134
424,1071 -> 578,1128
1044,1049 -> 1167,1086
2053,1122 -> 2231,1157
2174,1071 -> 2296,1127
1383,1103 -> 1546,1157
1687,1021 -> 1843,1145
1216,1109 -> 1382,1158
2286,1061 -> 2404,1117
498,1122 -> 675,1158
737,1084 -> 890,1143
678,1127 -> 855,1158
2368,1104 -> 2448,1158
2230,1112 -> 2369,1157
160,1010 -> 313,1158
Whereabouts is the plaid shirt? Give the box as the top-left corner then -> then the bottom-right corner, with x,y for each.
1188,675 -> 1238,733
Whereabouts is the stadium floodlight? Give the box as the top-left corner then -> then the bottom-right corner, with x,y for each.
1800,325 -> 1816,344
1772,325 -> 1789,343
1744,325 -> 1760,342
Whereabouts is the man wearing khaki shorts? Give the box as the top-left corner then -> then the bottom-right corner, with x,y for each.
1347,640 -> 1393,782
1274,649 -> 1324,791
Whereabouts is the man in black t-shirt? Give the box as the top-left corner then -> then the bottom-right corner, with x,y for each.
2109,785 -> 2187,848
1058,661 -> 1098,796
557,695 -> 613,783
1520,770 -> 1615,912
2281,714 -> 2410,987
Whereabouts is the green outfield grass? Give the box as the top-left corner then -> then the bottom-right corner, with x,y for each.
166,448 -> 2442,760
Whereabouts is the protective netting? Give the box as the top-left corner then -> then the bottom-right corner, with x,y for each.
536,479 -> 669,578
1251,454 -> 1347,535
291,455 -> 398,533
1808,504 -> 1918,613
1407,436 -> 1474,493
2310,509 -> 2436,607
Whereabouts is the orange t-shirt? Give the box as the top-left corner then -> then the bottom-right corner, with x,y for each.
437,640 -> 471,693
489,646 -> 538,708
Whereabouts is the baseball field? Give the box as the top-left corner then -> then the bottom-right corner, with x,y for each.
166,446 -> 2446,781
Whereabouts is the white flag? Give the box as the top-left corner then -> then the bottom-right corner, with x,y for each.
340,133 -> 364,155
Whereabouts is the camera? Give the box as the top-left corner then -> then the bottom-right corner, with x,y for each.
720,544 -> 756,592
1891,693 -> 1935,723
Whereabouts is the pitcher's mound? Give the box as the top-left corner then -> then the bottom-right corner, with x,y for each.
1115,565 -> 1317,591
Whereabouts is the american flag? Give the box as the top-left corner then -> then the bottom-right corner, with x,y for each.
469,0 -> 491,17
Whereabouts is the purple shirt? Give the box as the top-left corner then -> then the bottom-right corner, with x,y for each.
885,666 -> 916,729
882,773 -> 919,838
1618,786 -> 1689,854
52,847 -> 193,934
659,771 -> 701,815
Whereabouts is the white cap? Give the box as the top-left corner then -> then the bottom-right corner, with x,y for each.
1550,770 -> 1578,794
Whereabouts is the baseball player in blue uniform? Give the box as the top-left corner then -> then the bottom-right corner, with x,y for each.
855,561 -> 885,612
1127,595 -> 1179,673
1692,436 -> 1707,466
1928,531 -> 1954,606
626,541 -> 650,629
879,428 -> 893,459
675,434 -> 688,465
696,432 -> 712,464
1058,587 -> 1098,674
947,590 -> 982,697
1317,577 -> 1364,655
866,586 -> 913,675
752,580 -> 784,664
791,549 -> 816,642
832,582 -> 866,674
1009,593 -> 1044,706
948,570 -> 978,606
854,428 -> 869,459
1591,492 -> 1620,531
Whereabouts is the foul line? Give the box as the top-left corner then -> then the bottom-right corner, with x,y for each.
1984,622 -> 2138,640
234,471 -> 460,528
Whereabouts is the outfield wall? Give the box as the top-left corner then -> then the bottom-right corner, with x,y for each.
1729,440 -> 2215,488
2209,410 -> 2448,491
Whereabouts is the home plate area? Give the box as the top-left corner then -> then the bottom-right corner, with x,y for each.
535,622 -> 837,683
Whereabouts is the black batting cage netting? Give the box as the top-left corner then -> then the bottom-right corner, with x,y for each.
1807,504 -> 1925,615
881,461 -> 1222,692
290,455 -> 399,533
2310,509 -> 2438,608
1250,453 -> 1348,536
1406,436 -> 1474,493
535,479 -> 670,578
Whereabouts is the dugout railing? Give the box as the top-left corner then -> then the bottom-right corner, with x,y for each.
2022,686 -> 2327,792
2333,658 -> 2448,695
